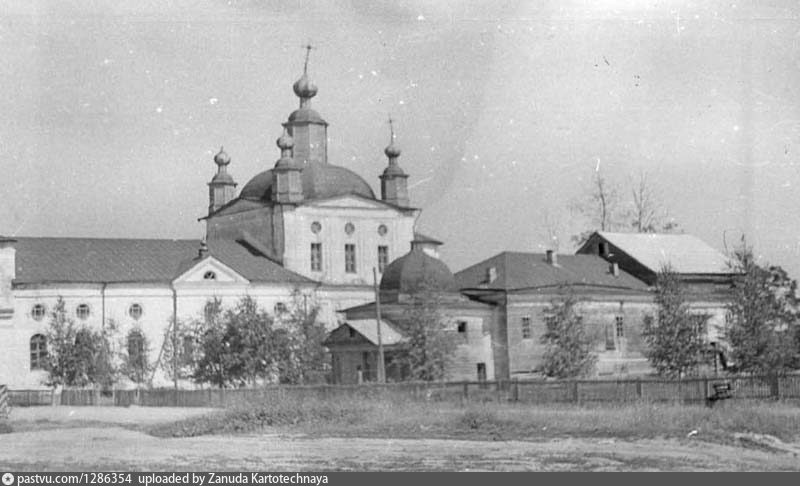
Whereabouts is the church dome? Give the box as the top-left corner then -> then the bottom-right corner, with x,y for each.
239,162 -> 376,201
293,73 -> 318,100
380,246 -> 458,295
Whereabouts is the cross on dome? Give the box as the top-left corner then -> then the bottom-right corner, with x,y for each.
293,43 -> 318,106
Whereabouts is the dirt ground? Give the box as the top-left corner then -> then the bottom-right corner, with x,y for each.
2,407 -> 799,471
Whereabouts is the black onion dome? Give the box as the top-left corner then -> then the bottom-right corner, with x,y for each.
239,163 -> 376,201
380,247 -> 458,294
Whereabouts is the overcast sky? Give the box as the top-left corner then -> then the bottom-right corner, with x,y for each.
2,0 -> 800,277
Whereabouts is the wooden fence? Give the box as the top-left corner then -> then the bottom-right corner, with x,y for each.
10,374 -> 800,408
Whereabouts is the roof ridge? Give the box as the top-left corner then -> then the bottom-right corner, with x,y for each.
12,236 -> 199,243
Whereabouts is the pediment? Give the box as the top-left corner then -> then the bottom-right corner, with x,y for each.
174,256 -> 250,284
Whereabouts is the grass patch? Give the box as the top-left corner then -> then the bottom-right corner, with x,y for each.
147,395 -> 800,445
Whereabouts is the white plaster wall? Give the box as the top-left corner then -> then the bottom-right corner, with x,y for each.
1,280 -> 378,389
281,198 -> 417,285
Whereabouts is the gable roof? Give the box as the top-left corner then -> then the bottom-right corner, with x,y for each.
590,232 -> 732,275
325,319 -> 408,347
455,252 -> 649,292
11,237 -> 312,285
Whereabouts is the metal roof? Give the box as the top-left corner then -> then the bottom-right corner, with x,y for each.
455,252 -> 649,291
344,319 -> 407,346
11,237 -> 312,284
596,232 -> 732,274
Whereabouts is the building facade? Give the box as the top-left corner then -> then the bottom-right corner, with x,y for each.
0,57 -> 422,389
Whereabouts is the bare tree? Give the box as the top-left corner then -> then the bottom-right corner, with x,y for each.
629,171 -> 679,233
571,169 -> 624,245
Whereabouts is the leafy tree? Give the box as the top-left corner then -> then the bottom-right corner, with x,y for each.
540,291 -> 597,378
642,266 -> 707,378
277,290 -> 327,384
221,295 -> 275,386
190,297 -> 229,388
43,297 -> 118,388
726,244 -> 799,375
395,277 -> 457,381
157,316 -> 197,384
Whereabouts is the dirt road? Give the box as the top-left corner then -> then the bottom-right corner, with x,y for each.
2,407 -> 798,471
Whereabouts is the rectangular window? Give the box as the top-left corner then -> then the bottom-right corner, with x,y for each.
345,244 -> 357,273
457,321 -> 467,336
521,316 -> 532,339
615,316 -> 624,338
605,323 -> 616,350
378,245 -> 389,273
310,243 -> 322,272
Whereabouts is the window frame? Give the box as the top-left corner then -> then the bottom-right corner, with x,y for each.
76,303 -> 91,320
30,334 -> 47,370
31,303 -> 46,321
521,316 -> 532,339
615,315 -> 624,338
310,242 -> 322,272
377,245 -> 389,273
128,303 -> 143,320
345,243 -> 357,273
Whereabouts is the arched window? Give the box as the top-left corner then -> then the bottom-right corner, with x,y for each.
30,334 -> 47,370
126,329 -> 148,383
127,329 -> 145,361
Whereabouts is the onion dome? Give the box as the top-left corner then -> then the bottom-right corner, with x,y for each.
274,130 -> 299,170
384,141 -> 401,159
210,147 -> 235,184
379,245 -> 458,296
293,73 -> 318,102
214,147 -> 231,166
277,131 -> 294,152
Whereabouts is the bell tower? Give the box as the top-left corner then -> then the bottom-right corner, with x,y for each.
208,147 -> 237,215
272,129 -> 304,204
379,117 -> 409,207
284,44 -> 328,165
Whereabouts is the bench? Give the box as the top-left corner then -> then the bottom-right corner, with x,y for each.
706,382 -> 732,406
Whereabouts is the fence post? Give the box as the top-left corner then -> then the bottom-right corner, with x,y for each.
462,382 -> 468,402
635,381 -> 643,401
512,380 -> 519,402
571,381 -> 580,404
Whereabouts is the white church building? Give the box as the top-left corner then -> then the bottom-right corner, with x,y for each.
0,55 -> 422,389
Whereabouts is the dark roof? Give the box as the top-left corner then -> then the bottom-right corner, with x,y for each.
455,252 -> 649,292
238,161 -> 376,202
11,237 -> 311,285
413,232 -> 443,246
380,247 -> 457,294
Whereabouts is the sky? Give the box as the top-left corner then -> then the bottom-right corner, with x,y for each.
1,0 -> 800,277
